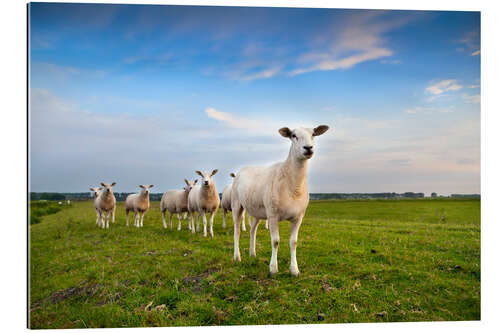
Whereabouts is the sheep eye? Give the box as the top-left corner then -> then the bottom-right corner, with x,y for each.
292,134 -> 297,139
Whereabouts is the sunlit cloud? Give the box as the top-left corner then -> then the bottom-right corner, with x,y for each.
425,79 -> 462,95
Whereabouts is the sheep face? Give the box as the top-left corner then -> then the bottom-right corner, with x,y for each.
89,187 -> 102,198
100,182 -> 116,194
139,184 -> 154,195
279,125 -> 329,160
195,169 -> 218,187
184,179 -> 198,192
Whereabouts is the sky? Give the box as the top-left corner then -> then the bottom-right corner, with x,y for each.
28,3 -> 480,195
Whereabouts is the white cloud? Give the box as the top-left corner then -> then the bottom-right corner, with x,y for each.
425,79 -> 462,95
457,31 -> 480,56
404,106 -> 455,114
205,107 -> 280,135
462,93 -> 480,104
289,12 -> 412,76
380,59 -> 402,64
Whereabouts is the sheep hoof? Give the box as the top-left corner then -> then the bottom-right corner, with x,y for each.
269,266 -> 278,275
290,267 -> 300,277
234,253 -> 241,262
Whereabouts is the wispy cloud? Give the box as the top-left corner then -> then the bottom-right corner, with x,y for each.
404,106 -> 455,114
289,11 -> 413,76
457,30 -> 480,56
462,93 -> 480,104
380,59 -> 402,64
425,79 -> 462,95
205,107 -> 278,135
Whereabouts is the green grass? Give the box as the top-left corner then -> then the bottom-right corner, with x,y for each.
29,201 -> 70,225
29,198 -> 480,328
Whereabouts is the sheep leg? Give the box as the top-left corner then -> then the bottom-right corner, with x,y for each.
97,210 -> 103,228
196,214 -> 201,232
201,212 -> 208,237
112,207 -> 115,223
265,219 -> 269,229
190,212 -> 196,234
106,211 -> 110,229
249,216 -> 261,257
169,212 -> 173,229
134,212 -> 139,227
140,213 -> 144,227
209,211 -> 215,238
232,205 -> 243,262
101,211 -> 105,229
177,213 -> 182,231
222,209 -> 227,229
162,211 -> 167,229
242,210 -> 247,232
95,209 -> 99,225
126,210 -> 129,227
268,217 -> 280,275
183,212 -> 187,220
289,216 -> 304,277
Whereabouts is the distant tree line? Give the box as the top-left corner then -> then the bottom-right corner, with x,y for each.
309,192 -> 425,200
30,191 -> 479,202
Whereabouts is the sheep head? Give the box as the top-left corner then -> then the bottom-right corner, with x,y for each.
279,125 -> 329,160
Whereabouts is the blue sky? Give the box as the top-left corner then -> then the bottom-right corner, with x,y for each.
28,3 -> 480,195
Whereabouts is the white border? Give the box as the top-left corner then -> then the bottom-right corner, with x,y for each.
2,0 -> 498,332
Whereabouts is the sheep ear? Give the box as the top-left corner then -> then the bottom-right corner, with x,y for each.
89,188 -> 94,191
100,182 -> 105,187
193,179 -> 198,184
98,187 -> 103,191
139,185 -> 145,189
184,179 -> 189,185
230,173 -> 236,178
279,127 -> 292,138
111,182 -> 116,187
196,170 -> 203,176
149,185 -> 154,188
211,169 -> 218,176
313,125 -> 329,136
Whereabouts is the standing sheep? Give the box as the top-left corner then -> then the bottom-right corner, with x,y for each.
221,173 -> 248,231
187,170 -> 220,237
125,185 -> 154,227
231,125 -> 329,276
89,187 -> 102,226
160,179 -> 198,230
95,182 -> 117,229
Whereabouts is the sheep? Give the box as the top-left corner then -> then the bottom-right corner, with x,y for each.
187,169 -> 220,237
125,185 -> 154,227
160,179 -> 198,230
95,182 -> 117,229
231,125 -> 329,276
89,187 -> 102,226
221,173 -> 248,231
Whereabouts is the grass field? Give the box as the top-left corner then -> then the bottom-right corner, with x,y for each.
29,198 -> 480,328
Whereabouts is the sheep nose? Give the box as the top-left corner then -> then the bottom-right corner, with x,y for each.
303,146 -> 313,151
204,181 -> 209,185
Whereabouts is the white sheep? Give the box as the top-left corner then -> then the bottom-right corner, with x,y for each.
89,187 -> 102,226
221,173 -> 248,231
231,125 -> 329,276
187,170 -> 220,237
95,182 -> 117,229
160,179 -> 198,230
125,185 -> 154,227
